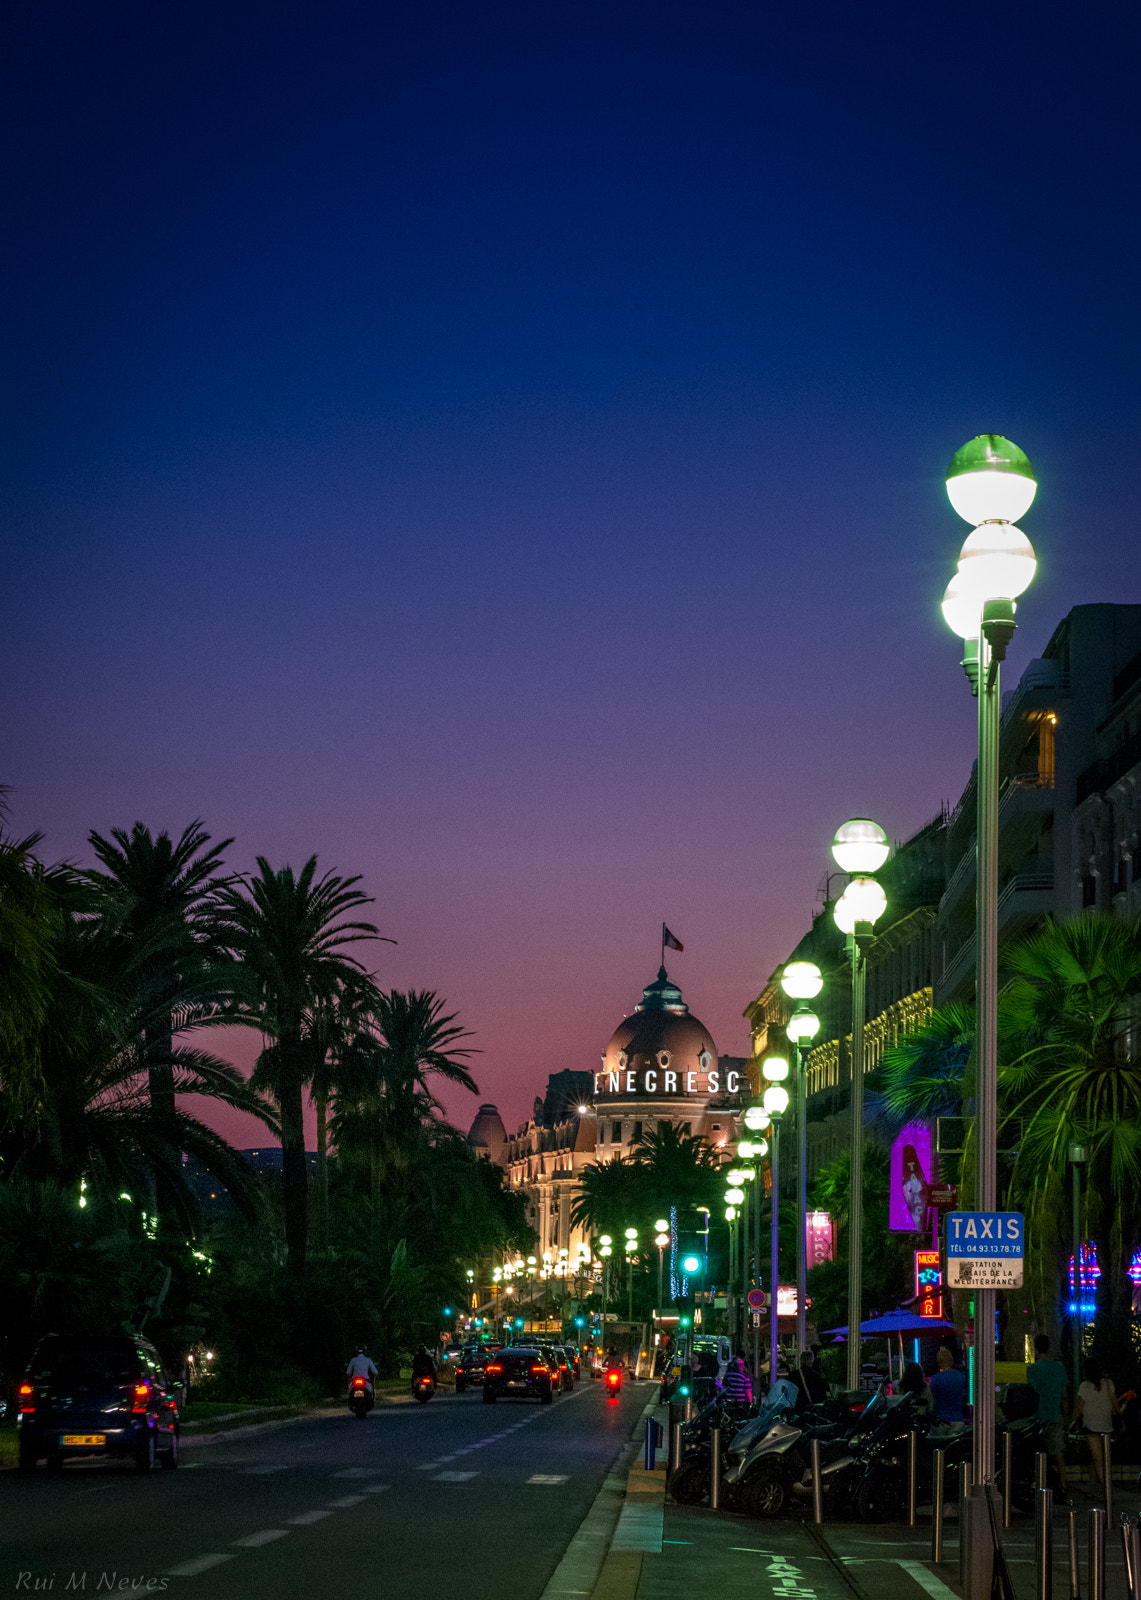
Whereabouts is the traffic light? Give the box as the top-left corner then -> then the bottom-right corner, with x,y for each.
678,1314 -> 691,1328
676,1208 -> 707,1280
514,1317 -> 524,1328
575,1316 -> 585,1327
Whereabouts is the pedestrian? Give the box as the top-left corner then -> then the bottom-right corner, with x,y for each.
722,1355 -> 753,1404
1026,1334 -> 1068,1493
928,1347 -> 968,1423
1075,1358 -> 1120,1489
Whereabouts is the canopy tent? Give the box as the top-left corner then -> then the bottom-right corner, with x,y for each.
823,1308 -> 957,1340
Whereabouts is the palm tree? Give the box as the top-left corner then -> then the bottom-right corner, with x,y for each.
85,820 -> 234,1126
0,827 -> 73,1118
1001,913 -> 1141,1329
569,1155 -> 641,1239
217,856 -> 386,1276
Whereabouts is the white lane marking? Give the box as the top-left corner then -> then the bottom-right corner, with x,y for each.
417,1461 -> 442,1470
898,1561 -> 962,1600
244,1464 -> 291,1474
232,1530 -> 290,1548
433,1471 -> 477,1482
288,1510 -> 334,1525
166,1555 -> 236,1577
358,1483 -> 391,1494
331,1467 -> 388,1478
326,1495 -> 366,1507
528,1474 -> 570,1484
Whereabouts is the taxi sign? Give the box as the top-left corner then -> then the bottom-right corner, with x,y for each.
945,1211 -> 1024,1289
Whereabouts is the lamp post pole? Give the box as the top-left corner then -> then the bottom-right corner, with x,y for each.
829,824 -> 889,1393
769,1109 -> 781,1381
940,435 -> 1037,1512
781,964 -> 824,1359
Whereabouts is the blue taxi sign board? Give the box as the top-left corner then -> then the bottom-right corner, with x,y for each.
945,1211 -> 1024,1289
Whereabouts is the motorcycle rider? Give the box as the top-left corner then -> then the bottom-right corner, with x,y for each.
346,1347 -> 378,1389
411,1345 -> 437,1384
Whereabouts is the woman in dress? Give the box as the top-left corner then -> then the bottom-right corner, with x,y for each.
1075,1358 -> 1120,1487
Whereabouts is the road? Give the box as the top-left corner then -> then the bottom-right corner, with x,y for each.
1,1378 -> 648,1597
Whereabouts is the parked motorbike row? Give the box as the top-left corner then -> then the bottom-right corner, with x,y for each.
669,1378 -> 1061,1520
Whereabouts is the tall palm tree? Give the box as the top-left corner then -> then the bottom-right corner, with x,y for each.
217,857 -> 386,1276
86,821 -> 234,1125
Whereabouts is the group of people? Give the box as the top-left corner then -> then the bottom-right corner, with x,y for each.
919,1334 -> 1123,1493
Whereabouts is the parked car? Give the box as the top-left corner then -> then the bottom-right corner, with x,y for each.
18,1334 -> 180,1473
483,1346 -> 555,1404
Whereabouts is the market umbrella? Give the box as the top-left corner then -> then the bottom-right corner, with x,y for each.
823,1307 -> 957,1375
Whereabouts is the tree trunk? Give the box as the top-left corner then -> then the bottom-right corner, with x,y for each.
313,1073 -> 328,1249
279,1031 -> 308,1277
145,1025 -> 176,1234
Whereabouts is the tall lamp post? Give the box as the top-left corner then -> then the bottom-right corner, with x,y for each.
831,820 -> 890,1391
762,1061 -> 791,1382
653,1221 -> 669,1334
739,1108 -> 770,1385
939,436 -> 1037,1514
781,961 -> 824,1355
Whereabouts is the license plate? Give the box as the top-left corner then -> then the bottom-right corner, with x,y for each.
506,1381 -> 524,1388
62,1434 -> 106,1447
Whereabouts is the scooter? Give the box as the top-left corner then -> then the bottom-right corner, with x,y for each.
604,1367 -> 623,1398
413,1375 -> 436,1404
349,1376 -> 374,1420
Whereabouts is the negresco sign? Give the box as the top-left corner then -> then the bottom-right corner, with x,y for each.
594,1067 -> 743,1098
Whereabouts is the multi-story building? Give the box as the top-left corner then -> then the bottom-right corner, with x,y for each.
468,966 -> 749,1260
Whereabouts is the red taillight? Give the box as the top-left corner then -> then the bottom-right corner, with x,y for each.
531,1364 -> 546,1374
19,1381 -> 34,1414
131,1382 -> 149,1413
18,1383 -> 33,1396
352,1377 -> 366,1387
486,1363 -> 502,1373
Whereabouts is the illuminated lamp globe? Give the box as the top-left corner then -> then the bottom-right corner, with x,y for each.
654,1231 -> 670,1247
725,1205 -> 737,1221
957,522 -> 1036,601
599,1234 -> 612,1246
941,570 -> 987,639
786,1005 -> 820,1043
624,1227 -> 638,1240
834,877 -> 887,934
737,1139 -> 755,1158
726,1186 -> 745,1204
654,1218 -> 668,1232
781,960 -> 823,1000
945,435 -> 1037,525
831,818 -> 889,874
762,1057 -> 789,1083
743,1103 -> 770,1131
763,1083 -> 790,1116
599,1245 -> 612,1257
526,1255 -> 536,1265
725,1170 -> 747,1184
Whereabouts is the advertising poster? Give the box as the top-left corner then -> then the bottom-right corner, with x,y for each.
805,1211 -> 835,1267
890,1121 -> 934,1231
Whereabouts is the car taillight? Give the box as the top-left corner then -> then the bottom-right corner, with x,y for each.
531,1365 -> 546,1374
131,1382 -> 149,1412
486,1363 -> 502,1373
18,1381 -> 34,1414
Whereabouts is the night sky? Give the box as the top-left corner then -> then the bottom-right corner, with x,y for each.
5,1 -> 1140,1144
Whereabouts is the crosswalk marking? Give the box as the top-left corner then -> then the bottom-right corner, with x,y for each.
433,1471 -> 477,1482
326,1495 -> 366,1507
331,1467 -> 388,1478
527,1474 -> 569,1485
243,1464 -> 291,1474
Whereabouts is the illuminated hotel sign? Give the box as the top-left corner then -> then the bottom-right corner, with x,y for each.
593,1066 -> 743,1097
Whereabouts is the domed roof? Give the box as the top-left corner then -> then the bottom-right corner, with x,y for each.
602,967 -> 718,1082
467,1103 -> 507,1161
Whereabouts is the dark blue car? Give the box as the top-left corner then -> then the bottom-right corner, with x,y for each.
18,1334 -> 180,1473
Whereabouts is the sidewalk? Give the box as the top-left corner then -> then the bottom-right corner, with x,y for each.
591,1403 -> 1139,1600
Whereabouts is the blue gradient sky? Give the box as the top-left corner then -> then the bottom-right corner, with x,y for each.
5,1 -> 1140,1142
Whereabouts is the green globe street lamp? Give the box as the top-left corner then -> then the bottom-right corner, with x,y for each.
740,1100 -> 772,1383
762,1060 -> 791,1382
940,435 -> 1037,1534
831,819 -> 889,1391
653,1220 -> 669,1333
782,960 -> 823,1355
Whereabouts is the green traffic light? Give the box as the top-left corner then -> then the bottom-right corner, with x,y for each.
679,1315 -> 691,1327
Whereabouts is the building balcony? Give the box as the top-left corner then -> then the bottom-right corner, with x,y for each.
996,871 -> 1055,932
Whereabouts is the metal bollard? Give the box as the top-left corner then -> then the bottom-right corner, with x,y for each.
1004,1433 -> 1014,1529
932,1450 -> 945,1564
710,1428 -> 721,1511
669,1422 -> 683,1479
959,1464 -> 973,1587
1119,1518 -> 1136,1600
644,1417 -> 659,1470
811,1438 -> 824,1526
1127,1518 -> 1141,1600
1088,1507 -> 1106,1600
1036,1487 -> 1054,1600
1037,1452 -> 1049,1490
1103,1437 -> 1112,1525
908,1431 -> 919,1527
1066,1503 -> 1081,1600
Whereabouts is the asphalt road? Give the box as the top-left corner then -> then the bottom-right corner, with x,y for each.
1,1377 -> 649,1599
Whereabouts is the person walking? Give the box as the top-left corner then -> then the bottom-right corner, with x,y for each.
722,1355 -> 753,1404
928,1347 -> 968,1423
1075,1358 -> 1120,1490
1027,1334 -> 1069,1492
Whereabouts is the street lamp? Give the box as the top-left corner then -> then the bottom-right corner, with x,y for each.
940,435 -> 1037,1523
741,1101 -> 772,1384
762,1060 -> 790,1384
782,960 -> 823,1355
831,819 -> 889,1391
653,1221 -> 669,1332
624,1228 -> 639,1323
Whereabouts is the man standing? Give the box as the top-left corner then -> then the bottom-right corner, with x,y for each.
1027,1333 -> 1068,1492
928,1347 -> 968,1422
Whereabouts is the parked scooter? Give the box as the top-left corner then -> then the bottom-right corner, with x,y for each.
349,1375 -> 374,1420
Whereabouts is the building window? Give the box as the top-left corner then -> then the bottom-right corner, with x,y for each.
712,1123 -> 722,1131
612,1121 -> 622,1142
682,1122 -> 691,1135
632,1121 -> 643,1143
1082,874 -> 1097,908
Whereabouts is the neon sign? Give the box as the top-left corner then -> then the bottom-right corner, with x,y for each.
1068,1241 -> 1100,1317
915,1249 -> 943,1319
594,1068 -> 742,1098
